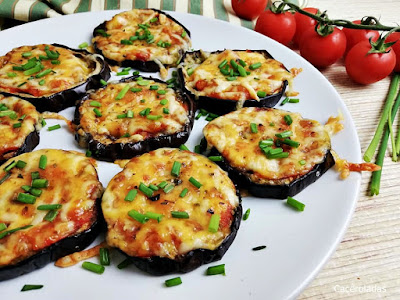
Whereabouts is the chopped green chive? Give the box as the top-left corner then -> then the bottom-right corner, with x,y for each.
100,79 -> 107,86
7,72 -> 17,77
171,211 -> 189,219
249,62 -> 262,70
230,59 -> 239,70
99,248 -> 110,266
208,156 -> 223,162
158,181 -> 168,189
139,183 -> 154,197
250,123 -> 258,133
187,68 -> 194,76
150,17 -> 158,23
139,108 -> 151,116
208,214 -> 220,233
93,108 -> 102,117
150,85 -> 159,90
165,277 -> 182,287
43,210 -> 59,222
281,97 -> 290,106
299,160 -> 306,165
82,261 -> 105,274
130,87 -> 142,92
0,223 -> 7,232
132,71 -> 140,76
287,196 -> 305,211
252,245 -> 267,251
85,150 -> 92,157
4,160 -> 17,172
90,101 -> 101,107
137,80 -> 150,86
121,133 -> 130,138
257,91 -> 267,98
24,64 -> 42,76
284,115 -> 293,125
21,284 -> 43,292
16,160 -> 27,169
96,29 -> 111,37
157,90 -> 166,95
0,173 -> 11,185
13,123 -> 22,128
125,189 -> 138,202
243,208 -> 250,221
179,144 -> 189,151
275,130 -> 292,139
163,184 -> 174,194
16,193 -> 36,204
29,188 -> 42,197
0,110 -> 18,119
149,184 -> 159,191
259,139 -> 274,148
171,161 -> 181,177
147,115 -> 162,120
22,52 -> 32,58
206,264 -> 225,275
181,31 -> 187,38
117,258 -> 133,269
179,188 -> 189,198
116,85 -> 130,100
194,145 -> 201,154
160,99 -> 168,105
189,177 -> 202,188
39,155 -> 47,170
126,110 -> 134,118
13,66 -> 24,71
22,59 -> 37,70
39,79 -> 45,86
140,99 -> 146,103
45,49 -> 59,60
32,179 -> 48,188
117,71 -> 129,76
51,60 -> 60,65
289,98 -> 300,103
48,124 -> 61,131
163,108 -> 170,114
117,113 -> 127,119
237,65 -> 247,77
0,225 -> 32,239
239,59 -> 247,67
78,42 -> 88,49
218,59 -> 228,69
17,82 -> 27,87
144,212 -> 163,222
37,204 -> 62,210
172,70 -> 178,77
226,76 -> 237,81
128,209 -> 149,224
121,39 -> 133,45
31,171 -> 40,180
282,138 -> 300,148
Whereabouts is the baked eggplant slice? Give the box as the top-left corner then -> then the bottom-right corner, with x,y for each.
102,148 -> 242,275
203,107 -> 335,199
178,49 -> 294,115
0,95 -> 41,164
0,44 -> 110,112
0,149 -> 103,281
92,9 -> 191,74
74,76 -> 194,162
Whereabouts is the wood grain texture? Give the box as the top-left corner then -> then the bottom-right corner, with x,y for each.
299,0 -> 400,299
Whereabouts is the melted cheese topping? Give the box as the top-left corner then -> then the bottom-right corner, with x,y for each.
203,107 -> 331,185
92,9 -> 191,66
102,148 -> 239,259
182,50 -> 293,102
0,95 -> 41,161
0,44 -> 101,98
0,149 -> 103,267
77,79 -> 189,145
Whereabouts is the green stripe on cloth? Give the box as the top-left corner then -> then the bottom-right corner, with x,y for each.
189,0 -> 200,15
214,0 -> 227,21
241,19 -> 253,29
105,0 -> 119,10
30,1 -> 51,20
76,0 -> 90,12
0,0 -> 16,19
134,0 -> 146,9
48,0 -> 69,8
161,0 -> 173,11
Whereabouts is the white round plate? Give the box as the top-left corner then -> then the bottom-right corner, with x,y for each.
0,10 -> 361,300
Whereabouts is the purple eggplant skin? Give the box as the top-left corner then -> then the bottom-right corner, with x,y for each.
0,130 -> 39,165
206,147 -> 335,199
92,9 -> 191,71
0,44 -> 111,113
0,199 -> 104,281
122,191 -> 242,275
178,50 -> 288,115
74,76 -> 195,162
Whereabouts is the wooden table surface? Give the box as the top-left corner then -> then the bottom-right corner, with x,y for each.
297,0 -> 400,299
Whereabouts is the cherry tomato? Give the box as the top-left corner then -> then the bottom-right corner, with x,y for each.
255,10 -> 296,46
342,20 -> 380,55
293,7 -> 319,46
345,41 -> 396,84
299,27 -> 346,68
231,0 -> 268,21
386,32 -> 400,72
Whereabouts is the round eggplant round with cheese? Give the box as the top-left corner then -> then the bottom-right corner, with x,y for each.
0,95 -> 42,164
0,149 -> 103,281
74,77 -> 194,162
203,107 -> 335,199
0,44 -> 110,112
92,9 -> 191,76
178,49 -> 294,115
102,148 -> 242,275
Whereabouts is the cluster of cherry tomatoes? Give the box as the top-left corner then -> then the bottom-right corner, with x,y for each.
231,0 -> 400,85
